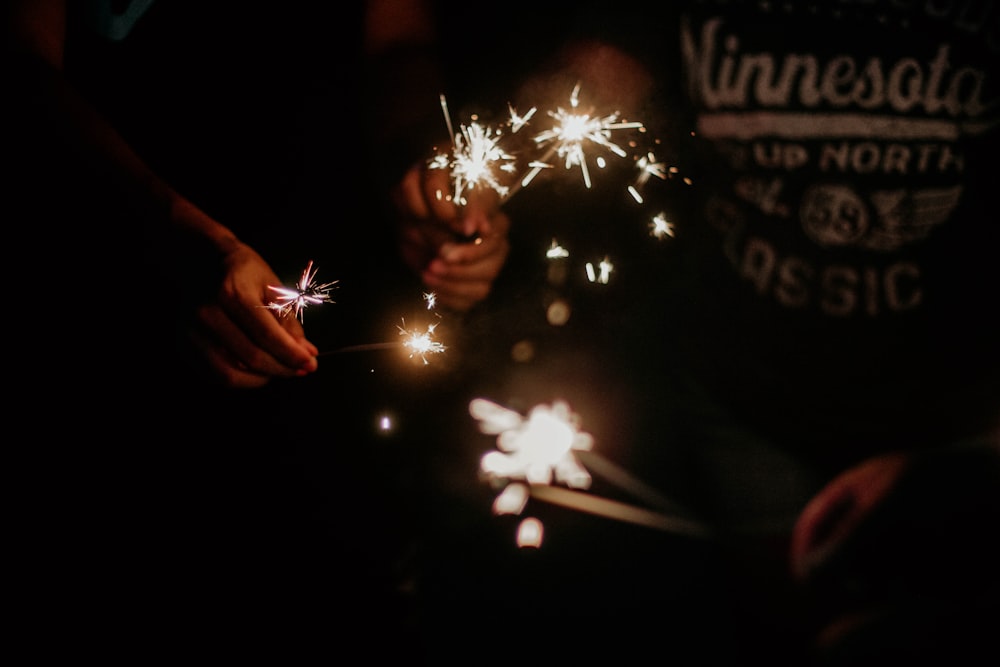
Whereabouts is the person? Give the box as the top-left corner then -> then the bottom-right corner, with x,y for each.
363,1 -> 1000,664
3,0 -> 513,657
574,7 -> 1000,663
363,0 -> 512,316
4,0 -> 512,392
4,0 -> 327,391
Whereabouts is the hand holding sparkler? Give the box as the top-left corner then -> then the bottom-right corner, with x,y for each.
188,242 -> 319,389
391,159 -> 512,313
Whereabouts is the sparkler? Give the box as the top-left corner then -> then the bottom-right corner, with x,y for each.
266,260 -> 337,323
430,96 -> 519,206
318,326 -> 446,363
529,485 -> 710,536
475,398 -> 594,489
318,291 -> 448,366
472,398 -> 714,545
521,83 -> 645,190
398,319 -> 447,365
432,83 -> 648,208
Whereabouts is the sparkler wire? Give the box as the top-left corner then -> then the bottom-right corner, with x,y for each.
574,450 -> 693,517
318,342 -> 400,356
528,485 -> 714,539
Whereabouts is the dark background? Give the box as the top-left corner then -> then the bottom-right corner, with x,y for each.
17,2 -> 995,664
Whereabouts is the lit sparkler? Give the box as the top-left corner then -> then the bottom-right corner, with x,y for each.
266,260 -> 337,323
430,95 -> 519,206
522,83 -> 645,189
318,292 -> 448,365
472,398 -> 714,544
398,319 -> 446,365
475,398 -> 594,489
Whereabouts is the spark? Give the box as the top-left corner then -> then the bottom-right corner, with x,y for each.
493,482 -> 530,516
398,319 -> 446,364
517,160 -> 553,190
546,238 -> 569,259
524,83 -> 644,189
429,95 -> 518,206
266,260 -> 337,323
634,151 -> 668,187
507,102 -> 537,133
585,256 -> 614,284
423,292 -> 437,310
516,517 -> 544,548
650,213 -> 675,239
629,151 -> 669,203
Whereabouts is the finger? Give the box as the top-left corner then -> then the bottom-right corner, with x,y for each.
458,190 -> 504,237
419,264 -> 493,312
433,234 -> 510,277
278,314 -> 319,357
187,326 -> 272,389
790,452 -> 909,581
228,285 -> 320,372
421,238 -> 510,310
423,168 -> 463,224
199,302 -> 313,377
394,165 -> 434,220
298,336 -> 319,357
399,217 -> 459,274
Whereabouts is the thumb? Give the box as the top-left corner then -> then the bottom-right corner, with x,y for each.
790,452 -> 909,582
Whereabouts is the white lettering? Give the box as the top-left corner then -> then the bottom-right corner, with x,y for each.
888,57 -> 925,111
818,141 -> 964,174
682,18 -> 997,118
776,257 -> 812,308
737,237 -> 924,316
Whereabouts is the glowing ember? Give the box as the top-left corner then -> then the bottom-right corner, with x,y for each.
266,260 -> 337,323
493,482 -> 530,516
650,213 -> 675,239
516,517 -> 544,548
634,151 -> 668,187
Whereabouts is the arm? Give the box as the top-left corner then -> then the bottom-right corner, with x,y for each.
364,0 -> 511,313
790,436 -> 1000,663
4,0 -> 319,388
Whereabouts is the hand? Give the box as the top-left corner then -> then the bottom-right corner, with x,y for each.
789,447 -> 1000,664
184,242 -> 320,389
392,163 -> 511,312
